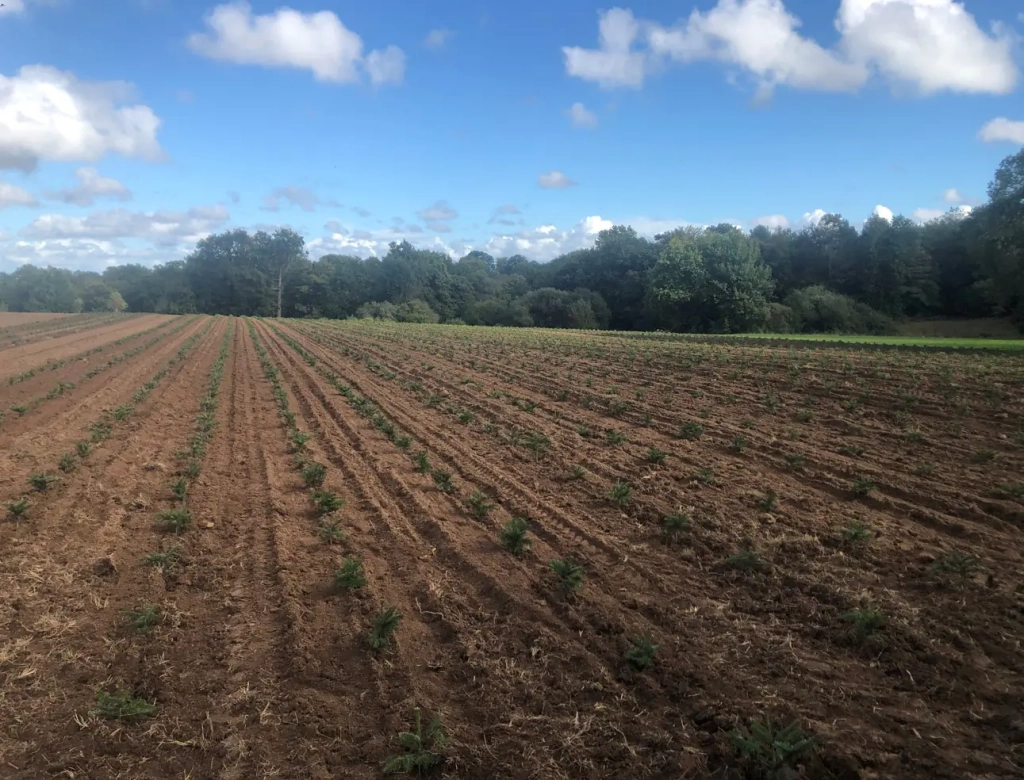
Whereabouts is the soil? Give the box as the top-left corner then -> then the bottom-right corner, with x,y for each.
0,314 -> 1021,780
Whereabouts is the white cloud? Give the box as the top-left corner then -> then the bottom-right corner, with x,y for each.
912,204 -> 972,223
942,187 -> 964,204
262,185 -> 321,212
3,238 -> 171,271
567,102 -> 598,128
48,167 -> 132,207
365,45 -> 406,86
872,204 -> 894,221
753,214 -> 790,229
0,65 -> 163,172
537,170 -> 577,189
424,28 -> 454,49
978,117 -> 1024,144
648,0 -> 867,97
0,1 -> 27,15
19,204 -> 230,246
416,200 -> 458,232
566,1 -> 1018,98
0,181 -> 37,208
562,8 -> 650,88
801,208 -> 827,226
187,2 -> 404,87
837,0 -> 1017,95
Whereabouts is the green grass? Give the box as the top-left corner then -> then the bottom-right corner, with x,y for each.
706,332 -> 1024,351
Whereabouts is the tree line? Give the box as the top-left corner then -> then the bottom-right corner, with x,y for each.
2,149 -> 1022,334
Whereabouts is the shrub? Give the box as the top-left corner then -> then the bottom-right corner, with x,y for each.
498,517 -> 531,556
625,635 -> 659,671
382,708 -> 449,775
368,606 -> 402,652
549,558 -> 585,594
731,717 -> 814,779
334,558 -> 367,589
784,285 -> 897,335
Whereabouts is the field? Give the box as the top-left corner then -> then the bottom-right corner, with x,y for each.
1,313 -> 1022,780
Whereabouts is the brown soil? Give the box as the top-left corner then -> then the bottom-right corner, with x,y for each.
1,317 -> 1021,780
0,314 -> 174,376
0,312 -> 72,327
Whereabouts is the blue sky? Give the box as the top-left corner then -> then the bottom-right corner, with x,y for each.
0,0 -> 1022,271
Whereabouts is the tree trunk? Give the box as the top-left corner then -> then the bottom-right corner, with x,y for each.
277,267 -> 284,318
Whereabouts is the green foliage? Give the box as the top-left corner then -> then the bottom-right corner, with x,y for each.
27,472 -> 57,491
844,605 -> 885,637
726,546 -> 768,572
731,717 -> 815,780
646,446 -> 667,464
549,557 -> 585,594
75,440 -> 91,458
466,490 -> 494,519
605,479 -> 632,508
498,517 -> 531,556
730,435 -> 747,453
431,469 -> 456,494
382,708 -> 449,775
567,464 -> 586,481
143,546 -> 181,569
7,497 -> 29,520
412,451 -> 431,473
317,517 -> 346,544
92,690 -> 157,722
604,429 -> 627,446
931,551 -> 982,582
334,557 -> 367,589
156,508 -> 191,534
661,511 -> 691,539
58,453 -> 77,473
368,606 -> 402,652
840,522 -> 872,545
625,635 -> 659,671
970,448 -> 996,464
312,489 -> 344,515
289,430 -> 311,453
678,422 -> 703,440
124,606 -> 161,634
783,285 -> 896,335
757,490 -> 778,511
169,477 -> 188,501
851,477 -> 877,497
301,461 -> 327,488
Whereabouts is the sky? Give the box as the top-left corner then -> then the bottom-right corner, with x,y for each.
0,0 -> 1022,273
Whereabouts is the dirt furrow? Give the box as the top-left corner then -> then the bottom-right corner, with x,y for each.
0,314 -> 165,373
0,317 -> 226,778
0,317 -> 209,504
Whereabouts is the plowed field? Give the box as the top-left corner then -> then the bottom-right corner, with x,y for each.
1,314 -> 1021,780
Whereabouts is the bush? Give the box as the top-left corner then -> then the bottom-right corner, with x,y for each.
355,301 -> 398,320
784,286 -> 897,335
394,299 -> 440,324
765,302 -> 795,333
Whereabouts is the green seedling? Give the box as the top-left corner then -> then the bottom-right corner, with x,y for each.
334,557 -> 367,589
466,491 -> 494,519
625,635 -> 659,671
156,508 -> 191,534
368,606 -> 402,652
549,557 -> 585,595
124,606 -> 161,634
92,690 -> 157,722
312,489 -> 344,515
382,708 -> 449,775
301,461 -> 327,488
498,517 -> 531,556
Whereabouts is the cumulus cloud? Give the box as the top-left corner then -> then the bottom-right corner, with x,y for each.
0,65 -> 163,172
566,1 -> 1018,98
978,117 -> 1024,144
262,185 -> 321,212
537,170 -> 577,189
563,8 -> 650,88
942,187 -> 964,204
567,102 -> 598,128
416,200 -> 458,232
48,167 -> 132,207
0,181 -> 37,208
912,204 -> 972,223
19,204 -> 230,246
187,2 -> 404,86
802,208 -> 827,226
424,28 -> 454,49
365,45 -> 406,86
753,214 -> 790,229
872,204 -> 894,221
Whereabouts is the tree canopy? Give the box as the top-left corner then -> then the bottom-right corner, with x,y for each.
3,149 -> 1023,334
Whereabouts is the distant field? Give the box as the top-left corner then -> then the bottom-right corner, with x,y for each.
713,332 -> 1024,350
